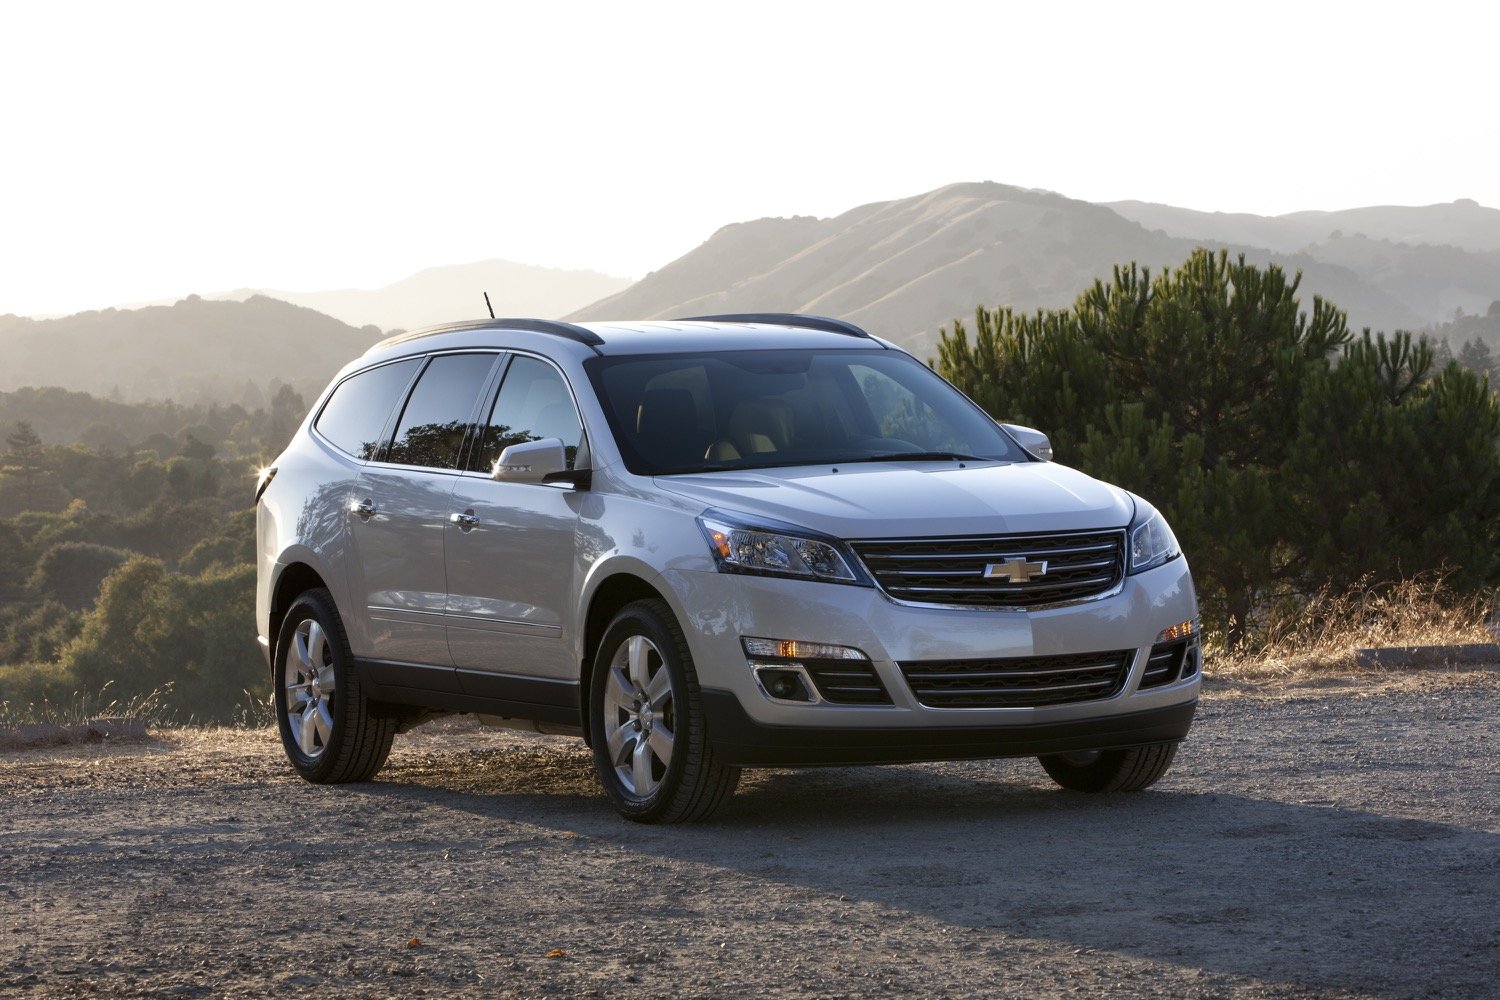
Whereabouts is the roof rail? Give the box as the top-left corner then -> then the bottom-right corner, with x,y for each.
674,312 -> 873,340
371,317 -> 604,353
491,318 -> 604,347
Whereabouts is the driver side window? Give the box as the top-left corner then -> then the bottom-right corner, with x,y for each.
469,356 -> 583,472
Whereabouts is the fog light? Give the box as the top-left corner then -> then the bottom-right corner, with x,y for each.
743,636 -> 879,706
1181,645 -> 1201,679
751,665 -> 818,704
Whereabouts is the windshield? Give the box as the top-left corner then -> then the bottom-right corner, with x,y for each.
585,349 -> 1026,475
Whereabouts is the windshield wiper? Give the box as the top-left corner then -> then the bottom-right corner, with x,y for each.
852,451 -> 989,463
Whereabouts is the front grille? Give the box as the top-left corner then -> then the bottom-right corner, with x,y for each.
899,650 -> 1132,708
851,530 -> 1125,608
802,659 -> 892,705
1140,639 -> 1197,688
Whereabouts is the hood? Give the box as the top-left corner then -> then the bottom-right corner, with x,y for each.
653,460 -> 1134,539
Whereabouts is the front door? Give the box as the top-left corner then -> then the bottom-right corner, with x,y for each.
445,355 -> 584,696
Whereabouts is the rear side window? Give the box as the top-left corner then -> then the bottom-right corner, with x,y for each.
315,359 -> 422,460
385,353 -> 499,469
469,356 -> 583,472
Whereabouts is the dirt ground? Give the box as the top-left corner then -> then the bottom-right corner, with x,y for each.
2,670 -> 1497,999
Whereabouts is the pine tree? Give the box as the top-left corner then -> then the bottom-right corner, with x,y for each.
266,385 -> 308,451
2,420 -> 63,513
6,420 -> 43,467
1457,337 -> 1497,384
936,249 -> 1500,646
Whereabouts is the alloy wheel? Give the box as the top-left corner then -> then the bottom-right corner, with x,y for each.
602,634 -> 676,797
283,618 -> 336,759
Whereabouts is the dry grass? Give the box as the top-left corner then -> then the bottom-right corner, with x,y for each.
1208,574 -> 1497,679
0,680 -> 176,730
231,688 -> 276,728
0,675 -> 278,730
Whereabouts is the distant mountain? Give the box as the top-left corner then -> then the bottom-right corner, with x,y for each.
1107,198 -> 1500,254
7,191 -> 1492,406
569,182 -> 1430,356
0,295 -> 383,403
211,259 -> 631,332
1294,234 -> 1500,323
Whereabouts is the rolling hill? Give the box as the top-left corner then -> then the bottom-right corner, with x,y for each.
569,182 -> 1435,356
209,259 -> 630,332
1286,234 -> 1500,322
1107,197 -> 1500,254
7,186 -> 1496,405
0,295 -> 383,403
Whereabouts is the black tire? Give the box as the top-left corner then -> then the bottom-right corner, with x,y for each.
1038,743 -> 1179,792
273,588 -> 396,784
589,599 -> 740,823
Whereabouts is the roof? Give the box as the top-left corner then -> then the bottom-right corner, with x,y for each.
364,313 -> 887,360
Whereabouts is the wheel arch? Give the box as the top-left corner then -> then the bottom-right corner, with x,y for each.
578,572 -> 669,745
268,561 -> 332,676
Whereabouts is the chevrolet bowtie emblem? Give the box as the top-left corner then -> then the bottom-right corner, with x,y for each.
984,557 -> 1048,583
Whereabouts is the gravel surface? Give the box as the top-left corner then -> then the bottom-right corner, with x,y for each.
1,670 -> 1497,998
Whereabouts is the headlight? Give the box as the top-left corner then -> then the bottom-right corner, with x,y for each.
698,515 -> 868,585
1128,499 -> 1182,575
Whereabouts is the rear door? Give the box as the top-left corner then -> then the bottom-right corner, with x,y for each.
307,355 -> 424,654
347,352 -> 499,669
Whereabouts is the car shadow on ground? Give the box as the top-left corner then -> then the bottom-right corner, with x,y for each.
344,748 -> 1498,998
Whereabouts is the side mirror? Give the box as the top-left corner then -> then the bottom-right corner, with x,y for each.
493,438 -> 567,483
1000,422 -> 1053,461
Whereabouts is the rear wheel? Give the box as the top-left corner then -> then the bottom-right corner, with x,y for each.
589,599 -> 739,822
1037,743 -> 1178,792
274,588 -> 396,783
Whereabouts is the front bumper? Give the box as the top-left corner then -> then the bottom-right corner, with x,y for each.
664,555 -> 1200,746
700,692 -> 1196,767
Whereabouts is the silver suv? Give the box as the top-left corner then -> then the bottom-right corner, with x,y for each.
255,314 -> 1200,822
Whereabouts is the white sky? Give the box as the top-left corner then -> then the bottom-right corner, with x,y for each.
2,1 -> 1496,317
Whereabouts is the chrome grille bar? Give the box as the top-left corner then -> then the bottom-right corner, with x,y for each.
899,649 -> 1133,708
852,529 -> 1126,609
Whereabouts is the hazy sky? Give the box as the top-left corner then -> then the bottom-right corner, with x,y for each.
3,1 -> 1496,317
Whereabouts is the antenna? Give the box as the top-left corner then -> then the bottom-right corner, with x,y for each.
483,292 -> 496,319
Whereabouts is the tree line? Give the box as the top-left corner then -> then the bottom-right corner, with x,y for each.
1426,300 -> 1500,385
0,387 -> 308,722
938,249 -> 1500,647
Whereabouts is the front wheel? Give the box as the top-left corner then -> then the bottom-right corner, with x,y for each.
274,588 -> 396,784
589,599 -> 739,822
1037,743 -> 1179,792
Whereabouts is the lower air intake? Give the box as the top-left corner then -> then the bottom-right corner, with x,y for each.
803,660 -> 892,705
1140,638 -> 1199,688
899,650 -> 1132,708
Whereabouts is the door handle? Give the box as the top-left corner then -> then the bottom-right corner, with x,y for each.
450,509 -> 479,531
351,499 -> 377,520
